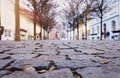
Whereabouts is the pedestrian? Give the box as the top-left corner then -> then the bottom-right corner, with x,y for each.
106,31 -> 110,40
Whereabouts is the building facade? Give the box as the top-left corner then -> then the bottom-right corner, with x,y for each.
89,0 -> 120,40
1,0 -> 46,40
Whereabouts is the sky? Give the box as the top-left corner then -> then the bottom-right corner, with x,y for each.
53,0 -> 69,26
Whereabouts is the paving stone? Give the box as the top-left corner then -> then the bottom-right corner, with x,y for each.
23,67 -> 36,71
2,68 -> 74,78
0,47 -> 11,53
54,60 -> 100,69
6,48 -> 34,54
76,67 -> 120,78
103,66 -> 120,73
10,54 -> 38,60
0,59 -> 15,69
74,48 -> 82,52
82,49 -> 105,55
34,50 -> 58,55
69,55 -> 96,61
0,70 -> 11,78
98,54 -> 120,59
0,54 -> 11,59
93,46 -> 106,51
36,55 -> 66,61
40,68 -> 74,78
34,49 -> 45,52
107,58 -> 120,66
58,49 -> 80,55
2,71 -> 40,78
57,46 -> 71,49
9,59 -> 50,70
67,44 -> 79,48
0,40 -> 120,77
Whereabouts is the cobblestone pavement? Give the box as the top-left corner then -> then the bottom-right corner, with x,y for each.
0,40 -> 120,78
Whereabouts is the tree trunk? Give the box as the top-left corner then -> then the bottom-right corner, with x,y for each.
33,0 -> 37,40
33,15 -> 36,40
15,0 -> 20,41
43,29 -> 45,40
47,32 -> 49,40
73,29 -> 74,40
70,30 -> 71,40
33,14 -> 36,40
40,25 -> 43,40
77,25 -> 79,40
67,31 -> 68,40
100,0 -> 103,40
85,23 -> 87,40
100,17 -> 103,40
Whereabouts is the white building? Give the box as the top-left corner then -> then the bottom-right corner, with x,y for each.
89,0 -> 120,40
1,0 -> 45,40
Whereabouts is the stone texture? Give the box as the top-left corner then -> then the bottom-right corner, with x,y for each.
2,71 -> 40,78
2,68 -> 74,78
69,55 -> 95,61
0,59 -> 15,69
36,55 -> 66,61
9,59 -> 50,70
0,70 -> 11,78
0,54 -> 11,59
76,67 -> 120,78
34,49 -> 58,55
55,60 -> 100,69
10,54 -> 38,59
58,49 -> 80,55
0,40 -> 120,78
39,68 -> 74,78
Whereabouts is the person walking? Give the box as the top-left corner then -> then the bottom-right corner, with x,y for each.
106,31 -> 110,40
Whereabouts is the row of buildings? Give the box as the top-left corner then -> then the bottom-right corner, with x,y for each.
89,0 -> 120,40
0,0 -> 49,41
64,0 -> 120,40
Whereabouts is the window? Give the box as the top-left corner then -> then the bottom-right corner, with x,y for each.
112,20 -> 116,31
97,26 -> 99,34
92,27 -> 94,34
4,30 -> 11,37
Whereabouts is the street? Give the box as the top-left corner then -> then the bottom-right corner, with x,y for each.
0,40 -> 120,78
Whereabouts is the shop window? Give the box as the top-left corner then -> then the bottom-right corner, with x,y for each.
112,20 -> 116,31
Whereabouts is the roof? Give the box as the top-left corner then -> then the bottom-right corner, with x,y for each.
20,7 -> 34,20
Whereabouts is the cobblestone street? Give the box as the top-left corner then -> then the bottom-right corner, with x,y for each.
0,40 -> 120,78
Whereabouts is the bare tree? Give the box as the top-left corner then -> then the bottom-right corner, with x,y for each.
15,0 -> 20,41
62,0 -> 82,40
37,0 -> 57,40
27,0 -> 39,40
90,0 -> 110,40
27,0 -> 57,40
62,0 -> 85,40
77,0 -> 94,40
